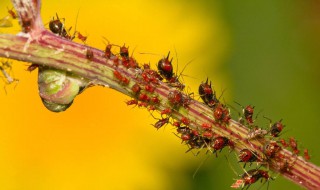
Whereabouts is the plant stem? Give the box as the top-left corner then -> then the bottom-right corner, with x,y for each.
0,0 -> 319,189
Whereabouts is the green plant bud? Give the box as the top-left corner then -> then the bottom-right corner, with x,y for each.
38,66 -> 88,112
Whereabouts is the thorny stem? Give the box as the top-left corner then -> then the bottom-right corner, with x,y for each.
0,0 -> 319,189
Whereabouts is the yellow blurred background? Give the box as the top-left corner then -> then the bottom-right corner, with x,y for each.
0,0 -> 319,190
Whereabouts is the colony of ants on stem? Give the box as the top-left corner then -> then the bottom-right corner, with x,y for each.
1,7 -> 312,190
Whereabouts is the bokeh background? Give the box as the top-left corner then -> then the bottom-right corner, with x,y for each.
0,0 -> 319,189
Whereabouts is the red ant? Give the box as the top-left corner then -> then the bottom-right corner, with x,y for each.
279,138 -> 288,148
120,44 -> 129,58
199,78 -> 219,108
113,70 -> 129,85
161,108 -> 172,115
289,137 -> 300,155
264,117 -> 285,137
102,37 -> 115,59
238,149 -> 262,167
202,130 -> 214,139
49,13 -> 74,40
27,64 -> 39,72
126,99 -> 138,106
181,116 -> 190,125
234,102 -> 256,126
150,96 -> 160,104
264,141 -> 281,159
138,93 -> 150,102
213,103 -> 231,124
7,7 -> 17,19
156,52 -> 186,90
157,52 -> 173,80
201,123 -> 212,130
86,49 -> 94,60
231,169 -> 273,190
145,84 -> 155,93
131,83 -> 141,94
153,117 -> 169,129
304,149 -> 310,161
210,136 -> 234,156
77,32 -> 87,43
168,90 -> 183,106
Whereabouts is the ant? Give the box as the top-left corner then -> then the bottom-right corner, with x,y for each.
238,149 -> 263,168
198,78 -> 219,108
157,51 -> 186,90
7,7 -> 17,19
152,117 -> 169,130
213,103 -> 231,124
231,169 -> 273,190
210,136 -> 234,157
289,137 -> 300,155
264,117 -> 285,138
49,13 -> 75,40
304,149 -> 310,161
263,140 -> 282,159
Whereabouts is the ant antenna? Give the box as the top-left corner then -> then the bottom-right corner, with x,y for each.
193,155 -> 210,179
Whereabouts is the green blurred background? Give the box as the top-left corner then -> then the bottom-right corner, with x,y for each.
0,0 -> 319,189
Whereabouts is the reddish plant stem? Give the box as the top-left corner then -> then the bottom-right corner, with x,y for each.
0,0 -> 319,189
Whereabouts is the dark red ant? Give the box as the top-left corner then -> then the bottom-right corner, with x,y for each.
213,103 -> 231,124
138,102 -> 148,108
231,169 -> 273,190
148,105 -> 156,111
289,137 -> 300,155
210,136 -> 234,156
126,99 -> 138,106
141,69 -> 162,84
138,93 -> 150,102
181,117 -> 190,125
161,108 -> 172,115
172,121 -> 181,128
279,138 -> 288,148
202,130 -> 214,139
238,149 -> 262,167
153,117 -> 169,129
77,32 -> 87,43
150,96 -> 160,104
49,13 -> 74,40
304,149 -> 310,161
86,49 -> 94,60
7,7 -> 17,19
263,117 -> 285,138
145,84 -> 155,93
157,52 -> 173,80
120,44 -> 129,58
131,83 -> 141,94
113,70 -> 123,81
168,90 -> 183,106
186,136 -> 209,154
201,123 -> 212,130
176,126 -> 192,141
264,141 -> 281,159
199,78 -> 219,108
27,64 -> 39,72
102,37 -> 114,59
